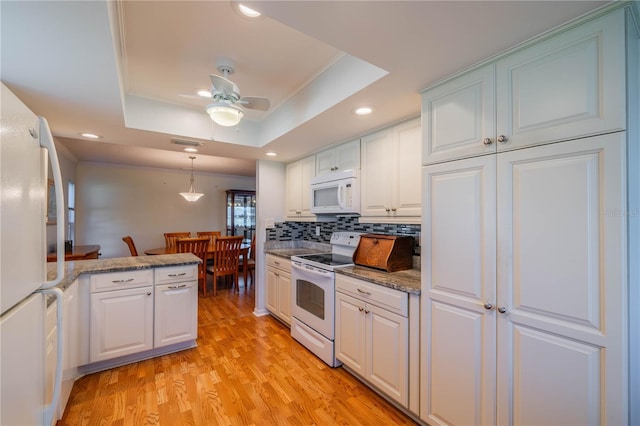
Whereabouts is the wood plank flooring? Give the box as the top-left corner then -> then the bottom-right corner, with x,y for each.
58,278 -> 418,425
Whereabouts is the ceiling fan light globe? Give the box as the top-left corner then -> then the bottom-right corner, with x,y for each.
206,103 -> 244,126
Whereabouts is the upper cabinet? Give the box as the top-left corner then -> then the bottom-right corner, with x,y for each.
361,118 -> 421,223
315,139 -> 360,176
286,155 -> 315,221
422,10 -> 626,165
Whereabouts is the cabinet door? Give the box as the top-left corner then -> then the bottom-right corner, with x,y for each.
335,292 -> 366,375
89,286 -> 154,363
393,118 -> 422,217
367,304 -> 408,407
422,64 -> 496,165
421,155 -> 497,426
265,267 -> 279,315
286,156 -> 315,218
496,11 -> 625,152
361,128 -> 393,216
285,161 -> 302,217
316,139 -> 360,175
154,281 -> 198,348
278,270 -> 292,325
496,133 -> 626,425
45,303 -> 57,425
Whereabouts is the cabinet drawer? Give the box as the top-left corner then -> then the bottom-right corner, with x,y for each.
336,274 -> 408,317
266,254 -> 291,273
90,270 -> 153,293
154,265 -> 197,284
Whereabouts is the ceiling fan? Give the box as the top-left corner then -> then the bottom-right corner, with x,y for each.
203,58 -> 270,127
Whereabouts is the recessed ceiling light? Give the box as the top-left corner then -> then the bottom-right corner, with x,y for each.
353,106 -> 374,116
80,132 -> 101,139
238,4 -> 261,18
184,147 -> 198,153
197,89 -> 212,98
266,152 -> 277,157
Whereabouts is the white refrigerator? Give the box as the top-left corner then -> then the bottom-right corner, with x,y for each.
1,82 -> 66,425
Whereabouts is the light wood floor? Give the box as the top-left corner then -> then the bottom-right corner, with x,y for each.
58,277 -> 418,425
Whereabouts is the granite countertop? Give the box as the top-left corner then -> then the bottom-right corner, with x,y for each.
46,254 -> 201,293
336,265 -> 421,295
264,240 -> 331,259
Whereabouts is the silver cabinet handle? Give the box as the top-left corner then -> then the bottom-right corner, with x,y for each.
168,272 -> 187,277
357,288 -> 372,295
484,302 -> 494,310
483,138 -> 493,145
168,284 -> 187,289
112,278 -> 134,283
498,306 -> 508,314
497,135 -> 508,143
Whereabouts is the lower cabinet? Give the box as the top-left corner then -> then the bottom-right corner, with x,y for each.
154,279 -> 198,348
265,254 -> 292,325
89,281 -> 154,363
336,274 -> 417,411
44,301 -> 58,426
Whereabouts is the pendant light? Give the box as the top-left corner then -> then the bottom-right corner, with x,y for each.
180,156 -> 204,202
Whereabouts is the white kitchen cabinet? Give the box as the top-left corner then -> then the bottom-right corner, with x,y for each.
360,117 -> 421,222
421,133 -> 627,425
422,10 -> 625,165
154,266 -> 198,348
315,139 -> 360,176
286,155 -> 315,220
89,270 -> 154,363
59,280 -> 79,420
336,274 -> 409,408
265,254 -> 292,325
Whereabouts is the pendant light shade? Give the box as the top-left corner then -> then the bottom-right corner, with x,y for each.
180,156 -> 204,202
206,102 -> 244,127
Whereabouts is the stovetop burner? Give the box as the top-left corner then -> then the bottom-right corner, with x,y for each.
294,252 -> 354,267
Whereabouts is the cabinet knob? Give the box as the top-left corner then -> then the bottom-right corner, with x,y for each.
358,307 -> 364,312
483,138 -> 493,146
391,208 -> 397,212
364,309 -> 370,314
147,291 -> 152,296
498,306 -> 508,314
385,208 -> 391,212
484,302 -> 494,310
497,135 -> 508,143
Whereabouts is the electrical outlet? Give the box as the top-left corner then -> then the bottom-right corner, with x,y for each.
265,218 -> 275,229
315,225 -> 321,236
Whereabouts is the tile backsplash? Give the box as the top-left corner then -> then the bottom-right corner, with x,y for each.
266,216 -> 421,255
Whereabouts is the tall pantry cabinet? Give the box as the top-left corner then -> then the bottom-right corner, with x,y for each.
420,6 -> 638,426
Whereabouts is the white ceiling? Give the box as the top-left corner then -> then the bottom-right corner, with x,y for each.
0,0 -> 611,177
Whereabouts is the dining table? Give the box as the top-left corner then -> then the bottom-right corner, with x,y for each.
144,244 -> 251,284
47,244 -> 101,262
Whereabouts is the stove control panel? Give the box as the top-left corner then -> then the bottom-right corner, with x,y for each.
329,231 -> 362,248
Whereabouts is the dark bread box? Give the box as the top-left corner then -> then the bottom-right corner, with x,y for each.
353,234 -> 414,272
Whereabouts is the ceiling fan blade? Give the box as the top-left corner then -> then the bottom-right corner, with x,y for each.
209,74 -> 235,96
178,93 -> 208,100
238,96 -> 270,111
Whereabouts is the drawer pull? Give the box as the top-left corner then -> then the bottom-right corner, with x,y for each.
357,288 -> 372,295
168,284 -> 187,289
112,278 -> 134,283
168,272 -> 187,277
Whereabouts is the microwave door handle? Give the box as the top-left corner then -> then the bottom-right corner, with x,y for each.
337,183 -> 346,209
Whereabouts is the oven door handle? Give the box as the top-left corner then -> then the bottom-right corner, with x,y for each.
291,262 -> 334,279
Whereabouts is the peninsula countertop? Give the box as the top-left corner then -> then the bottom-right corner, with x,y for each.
47,254 -> 201,293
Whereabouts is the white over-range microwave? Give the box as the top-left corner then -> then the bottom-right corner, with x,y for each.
310,169 -> 360,215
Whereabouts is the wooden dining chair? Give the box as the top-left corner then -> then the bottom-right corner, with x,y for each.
206,236 -> 243,296
196,231 -> 222,250
237,234 -> 256,290
164,232 -> 191,249
176,237 -> 209,296
122,235 -> 139,256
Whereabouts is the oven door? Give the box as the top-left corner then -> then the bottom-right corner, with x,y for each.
291,262 -> 335,340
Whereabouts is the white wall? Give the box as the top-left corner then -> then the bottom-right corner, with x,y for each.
254,159 -> 286,316
75,162 -> 255,258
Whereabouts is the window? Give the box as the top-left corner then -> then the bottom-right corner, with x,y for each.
67,180 -> 75,241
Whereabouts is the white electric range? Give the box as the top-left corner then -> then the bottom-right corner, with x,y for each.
290,232 -> 362,367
